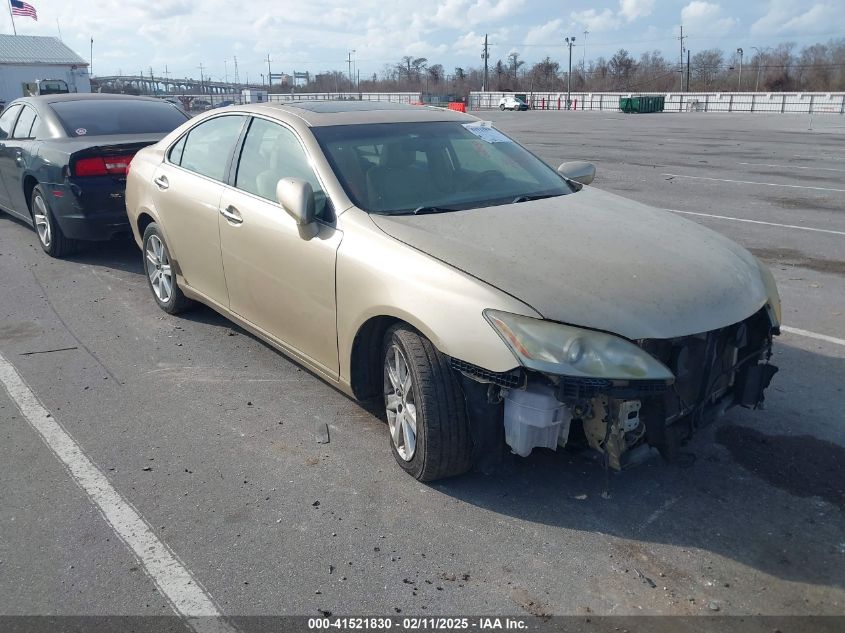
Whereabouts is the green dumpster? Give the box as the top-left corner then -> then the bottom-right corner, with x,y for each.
620,95 -> 665,113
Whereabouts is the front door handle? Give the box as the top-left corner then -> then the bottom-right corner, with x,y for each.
219,205 -> 243,224
153,175 -> 169,190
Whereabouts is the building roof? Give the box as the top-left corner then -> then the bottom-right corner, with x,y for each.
0,35 -> 88,66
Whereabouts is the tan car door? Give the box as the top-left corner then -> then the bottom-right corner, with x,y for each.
151,114 -> 247,305
218,117 -> 342,378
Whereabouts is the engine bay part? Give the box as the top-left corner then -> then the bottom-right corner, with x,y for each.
502,382 -> 572,457
454,306 -> 778,472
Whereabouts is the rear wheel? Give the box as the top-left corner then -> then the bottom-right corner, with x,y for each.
383,325 -> 472,481
499,104 -> 506,110
31,185 -> 79,258
142,222 -> 193,314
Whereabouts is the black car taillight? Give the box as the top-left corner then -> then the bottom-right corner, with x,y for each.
72,154 -> 135,177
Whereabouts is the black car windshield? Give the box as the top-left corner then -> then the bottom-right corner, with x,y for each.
312,121 -> 572,214
50,99 -> 189,137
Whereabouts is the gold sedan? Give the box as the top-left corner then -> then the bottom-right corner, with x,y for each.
126,101 -> 780,480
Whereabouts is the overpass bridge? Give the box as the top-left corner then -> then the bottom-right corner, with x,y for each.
92,75 -> 265,95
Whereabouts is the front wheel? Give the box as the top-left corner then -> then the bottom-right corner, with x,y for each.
383,325 -> 472,481
31,185 -> 79,257
142,222 -> 194,314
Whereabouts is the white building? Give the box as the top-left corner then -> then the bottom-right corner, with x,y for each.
0,34 -> 90,104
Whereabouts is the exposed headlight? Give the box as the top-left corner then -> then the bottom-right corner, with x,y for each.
484,309 -> 674,381
755,257 -> 781,327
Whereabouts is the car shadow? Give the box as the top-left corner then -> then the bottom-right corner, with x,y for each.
429,342 -> 845,590
64,238 -> 143,275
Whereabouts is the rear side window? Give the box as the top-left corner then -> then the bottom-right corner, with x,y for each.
49,99 -> 189,137
0,104 -> 21,140
177,115 -> 245,182
12,107 -> 38,139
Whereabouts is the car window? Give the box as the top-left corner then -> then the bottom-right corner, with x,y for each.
12,107 -> 37,139
0,104 -> 22,140
168,134 -> 187,165
178,115 -> 245,182
235,117 -> 329,219
49,99 -> 189,137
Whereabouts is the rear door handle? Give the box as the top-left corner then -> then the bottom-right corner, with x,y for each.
219,205 -> 243,224
153,175 -> 169,190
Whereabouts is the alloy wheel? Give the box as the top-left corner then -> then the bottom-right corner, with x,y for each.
384,343 -> 417,461
33,195 -> 51,248
145,234 -> 173,304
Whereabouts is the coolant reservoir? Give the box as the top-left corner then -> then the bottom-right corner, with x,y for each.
503,383 -> 572,457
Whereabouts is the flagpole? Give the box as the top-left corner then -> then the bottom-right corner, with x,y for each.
7,1 -> 17,35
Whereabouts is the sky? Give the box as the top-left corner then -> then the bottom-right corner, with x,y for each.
3,0 -> 843,82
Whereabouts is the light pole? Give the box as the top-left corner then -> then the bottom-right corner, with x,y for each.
736,48 -> 743,91
565,36 -> 575,110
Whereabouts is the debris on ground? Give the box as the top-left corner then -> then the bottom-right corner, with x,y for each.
315,421 -> 330,444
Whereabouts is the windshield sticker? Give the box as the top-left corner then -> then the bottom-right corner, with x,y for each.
75,128 -> 87,136
462,121 -> 512,144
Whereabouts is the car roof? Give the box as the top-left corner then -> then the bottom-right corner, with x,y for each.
240,100 -> 476,127
19,93 -> 166,106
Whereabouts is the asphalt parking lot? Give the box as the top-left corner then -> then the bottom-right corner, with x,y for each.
1,111 -> 843,626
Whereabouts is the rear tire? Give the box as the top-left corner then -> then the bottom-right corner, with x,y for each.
499,104 -> 506,110
142,222 -> 193,315
31,185 -> 80,258
383,325 -> 472,481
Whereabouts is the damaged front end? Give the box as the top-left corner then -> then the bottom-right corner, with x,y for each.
454,307 -> 779,470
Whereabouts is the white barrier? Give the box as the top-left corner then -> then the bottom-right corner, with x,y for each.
469,91 -> 845,114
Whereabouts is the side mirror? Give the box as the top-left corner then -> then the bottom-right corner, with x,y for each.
557,161 -> 596,186
277,178 -> 316,226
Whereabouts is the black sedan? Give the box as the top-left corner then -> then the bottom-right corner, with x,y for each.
0,94 -> 188,257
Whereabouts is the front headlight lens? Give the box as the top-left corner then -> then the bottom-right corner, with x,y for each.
484,309 -> 674,381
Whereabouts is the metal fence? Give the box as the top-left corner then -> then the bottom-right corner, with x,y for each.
267,92 -> 420,104
469,91 -> 845,114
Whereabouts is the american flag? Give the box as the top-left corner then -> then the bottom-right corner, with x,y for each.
10,0 -> 38,20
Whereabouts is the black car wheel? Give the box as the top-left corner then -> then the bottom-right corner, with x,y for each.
142,222 -> 194,315
31,185 -> 79,258
382,324 -> 472,481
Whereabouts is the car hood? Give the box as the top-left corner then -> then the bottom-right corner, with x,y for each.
369,186 -> 770,340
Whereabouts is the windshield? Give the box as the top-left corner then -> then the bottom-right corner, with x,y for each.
50,99 -> 189,137
312,121 -> 572,214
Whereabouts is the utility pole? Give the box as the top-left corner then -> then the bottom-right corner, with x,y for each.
686,50 -> 690,91
347,51 -> 353,88
481,34 -> 489,92
736,48 -> 743,91
565,36 -> 575,109
751,46 -> 765,91
582,30 -> 588,71
233,56 -> 240,86
90,38 -> 93,76
197,63 -> 205,95
224,59 -> 228,85
266,54 -> 272,88
149,66 -> 155,94
678,26 -> 686,91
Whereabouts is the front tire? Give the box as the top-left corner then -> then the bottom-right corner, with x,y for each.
383,325 -> 472,481
142,222 -> 193,314
31,185 -> 79,258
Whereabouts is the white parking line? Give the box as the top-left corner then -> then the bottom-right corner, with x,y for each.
662,173 -> 845,193
667,209 -> 845,236
0,352 -> 234,633
739,162 -> 845,173
781,326 -> 845,347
